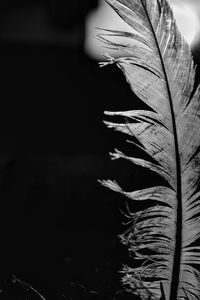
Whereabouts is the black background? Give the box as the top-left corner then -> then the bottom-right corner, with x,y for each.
0,1 -> 199,299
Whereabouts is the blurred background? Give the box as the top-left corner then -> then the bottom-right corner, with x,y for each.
0,1 -> 199,299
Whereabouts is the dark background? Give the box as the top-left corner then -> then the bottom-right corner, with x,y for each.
0,1 -> 199,299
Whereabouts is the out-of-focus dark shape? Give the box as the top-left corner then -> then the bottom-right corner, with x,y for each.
49,0 -> 97,29
0,0 -> 97,47
0,1 -> 137,299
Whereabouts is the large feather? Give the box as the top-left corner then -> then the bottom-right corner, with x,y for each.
98,0 -> 200,299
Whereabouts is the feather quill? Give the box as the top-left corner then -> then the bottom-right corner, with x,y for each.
98,0 -> 200,299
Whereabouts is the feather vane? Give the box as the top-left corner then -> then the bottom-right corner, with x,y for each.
99,0 -> 200,299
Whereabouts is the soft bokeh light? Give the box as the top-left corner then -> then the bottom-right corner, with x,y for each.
170,3 -> 199,45
84,0 -> 131,59
85,0 -> 200,60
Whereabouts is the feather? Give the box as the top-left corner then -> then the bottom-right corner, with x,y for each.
98,0 -> 200,299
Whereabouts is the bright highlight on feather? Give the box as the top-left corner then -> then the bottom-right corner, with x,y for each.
85,0 -> 200,59
170,3 -> 199,45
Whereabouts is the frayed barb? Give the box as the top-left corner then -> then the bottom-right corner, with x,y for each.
99,52 -> 116,68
